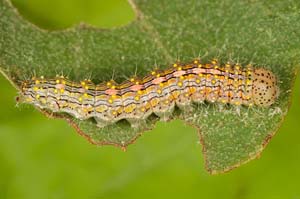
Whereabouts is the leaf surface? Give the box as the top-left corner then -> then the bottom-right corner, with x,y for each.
0,0 -> 299,173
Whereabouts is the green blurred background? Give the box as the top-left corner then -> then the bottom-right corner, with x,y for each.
0,0 -> 299,198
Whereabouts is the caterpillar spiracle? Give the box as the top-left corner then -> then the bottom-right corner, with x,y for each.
18,59 -> 279,128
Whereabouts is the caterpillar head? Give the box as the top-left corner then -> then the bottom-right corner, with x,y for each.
252,68 -> 279,107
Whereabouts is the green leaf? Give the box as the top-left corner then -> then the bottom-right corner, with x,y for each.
0,0 -> 299,174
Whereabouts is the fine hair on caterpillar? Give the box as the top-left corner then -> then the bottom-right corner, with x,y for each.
18,59 -> 279,128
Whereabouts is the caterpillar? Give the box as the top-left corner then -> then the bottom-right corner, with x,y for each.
18,59 -> 279,128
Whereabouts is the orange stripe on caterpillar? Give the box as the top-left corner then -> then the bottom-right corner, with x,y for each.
17,59 -> 279,128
